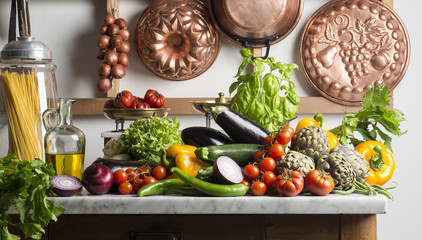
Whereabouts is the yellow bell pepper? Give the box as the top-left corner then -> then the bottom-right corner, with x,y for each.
166,144 -> 197,157
164,144 -> 210,178
295,117 -> 320,132
355,141 -> 395,186
296,114 -> 339,152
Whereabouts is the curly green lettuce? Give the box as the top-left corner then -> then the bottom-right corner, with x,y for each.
116,116 -> 183,165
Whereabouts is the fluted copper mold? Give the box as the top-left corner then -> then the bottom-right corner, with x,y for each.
208,0 -> 303,48
300,0 -> 410,105
134,0 -> 221,81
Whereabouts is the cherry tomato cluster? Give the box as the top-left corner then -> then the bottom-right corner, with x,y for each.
96,14 -> 132,93
242,126 -> 296,196
242,157 -> 277,196
113,165 -> 167,194
104,89 -> 166,109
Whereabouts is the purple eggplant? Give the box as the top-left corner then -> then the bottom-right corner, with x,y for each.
211,106 -> 269,145
181,126 -> 233,147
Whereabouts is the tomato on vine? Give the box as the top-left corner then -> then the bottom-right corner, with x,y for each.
254,150 -> 267,162
264,136 -> 278,148
243,164 -> 260,180
261,171 -> 276,187
276,126 -> 295,145
259,157 -> 276,172
113,169 -> 128,185
267,143 -> 284,159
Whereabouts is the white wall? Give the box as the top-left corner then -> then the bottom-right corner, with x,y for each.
0,0 -> 420,239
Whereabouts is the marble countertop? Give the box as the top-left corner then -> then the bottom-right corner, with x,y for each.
18,191 -> 389,215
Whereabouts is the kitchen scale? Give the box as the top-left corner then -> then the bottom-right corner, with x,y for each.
190,92 -> 230,127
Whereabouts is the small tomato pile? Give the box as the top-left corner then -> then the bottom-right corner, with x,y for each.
244,125 -> 335,197
113,165 -> 167,194
104,89 -> 166,109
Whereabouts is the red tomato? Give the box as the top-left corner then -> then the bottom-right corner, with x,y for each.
118,182 -> 133,194
141,176 -> 158,187
152,166 -> 167,180
136,101 -> 150,109
113,169 -> 128,185
275,171 -> 304,197
264,136 -> 278,148
305,170 -> 335,196
276,126 -> 295,145
267,143 -> 284,159
114,90 -> 133,108
261,171 -> 276,187
241,180 -> 250,187
126,168 -> 137,181
259,157 -> 276,172
131,177 -> 143,193
104,99 -> 114,108
144,89 -> 165,108
251,181 -> 267,196
253,150 -> 267,162
136,166 -> 152,179
243,165 -> 260,180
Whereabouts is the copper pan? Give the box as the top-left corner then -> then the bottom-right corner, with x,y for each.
208,0 -> 303,59
299,0 -> 410,105
134,0 -> 221,81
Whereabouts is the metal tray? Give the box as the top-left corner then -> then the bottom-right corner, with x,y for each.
103,108 -> 170,120
299,0 -> 410,105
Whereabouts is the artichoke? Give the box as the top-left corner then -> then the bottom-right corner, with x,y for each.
290,126 -> 330,161
316,152 -> 356,190
330,145 -> 370,183
276,150 -> 315,178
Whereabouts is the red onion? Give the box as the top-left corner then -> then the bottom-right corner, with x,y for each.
212,156 -> 243,184
82,164 -> 114,195
50,175 -> 82,197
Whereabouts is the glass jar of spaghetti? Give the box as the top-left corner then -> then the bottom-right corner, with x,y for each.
0,37 -> 58,161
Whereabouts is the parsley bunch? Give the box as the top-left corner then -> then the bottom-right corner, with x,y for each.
0,154 -> 65,240
329,85 -> 406,152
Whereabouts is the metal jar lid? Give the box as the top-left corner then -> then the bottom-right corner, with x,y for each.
1,37 -> 53,61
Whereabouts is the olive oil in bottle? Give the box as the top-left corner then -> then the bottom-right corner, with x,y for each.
43,99 -> 86,182
45,153 -> 85,180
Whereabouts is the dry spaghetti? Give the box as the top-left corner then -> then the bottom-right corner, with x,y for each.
0,71 -> 43,161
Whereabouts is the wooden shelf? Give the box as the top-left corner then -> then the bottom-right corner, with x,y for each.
72,96 -> 393,116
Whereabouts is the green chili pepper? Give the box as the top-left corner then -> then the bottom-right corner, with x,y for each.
170,167 -> 249,197
137,179 -> 189,197
164,187 -> 205,196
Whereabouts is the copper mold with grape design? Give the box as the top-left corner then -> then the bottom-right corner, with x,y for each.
134,0 -> 221,81
300,0 -> 410,105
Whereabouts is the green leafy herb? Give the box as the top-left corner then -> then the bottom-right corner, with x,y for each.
330,85 -> 406,152
229,48 -> 299,132
116,116 -> 183,165
0,154 -> 65,240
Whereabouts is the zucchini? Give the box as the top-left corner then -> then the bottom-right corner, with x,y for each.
195,143 -> 264,166
211,106 -> 269,145
181,126 -> 233,147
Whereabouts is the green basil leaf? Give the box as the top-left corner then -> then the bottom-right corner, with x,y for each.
263,74 -> 279,97
271,94 -> 282,110
229,81 -> 241,95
